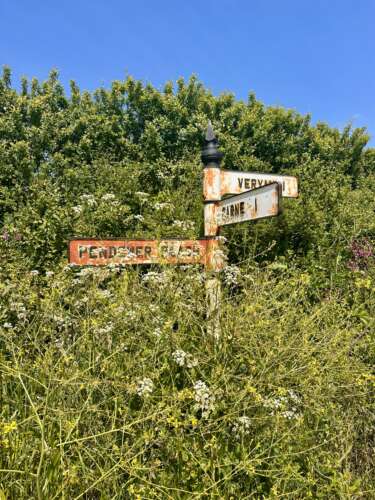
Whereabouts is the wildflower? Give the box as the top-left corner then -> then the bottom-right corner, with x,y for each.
98,323 -> 114,335
135,191 -> 150,200
281,409 -> 299,420
153,327 -> 162,338
80,194 -> 96,206
133,214 -> 144,222
232,416 -> 251,439
172,220 -> 195,231
3,322 -> 13,329
98,289 -> 112,299
136,378 -> 154,397
46,271 -> 54,277
72,205 -> 83,214
2,421 -> 17,434
172,349 -> 198,368
142,271 -> 166,284
2,231 -> 9,241
154,202 -> 173,211
102,193 -> 116,201
30,270 -> 39,276
193,380 -> 215,418
223,265 -> 240,286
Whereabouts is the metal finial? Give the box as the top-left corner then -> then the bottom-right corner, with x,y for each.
201,120 -> 223,167
205,120 -> 215,141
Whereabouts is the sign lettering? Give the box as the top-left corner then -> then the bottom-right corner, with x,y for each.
69,239 -> 210,266
218,182 -> 281,226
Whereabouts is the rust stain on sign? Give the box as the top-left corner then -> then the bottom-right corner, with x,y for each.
221,170 -> 298,198
218,182 -> 281,226
69,239 -> 215,266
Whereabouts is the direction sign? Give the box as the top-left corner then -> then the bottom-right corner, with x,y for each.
218,182 -> 281,226
221,169 -> 298,198
69,238 -> 213,266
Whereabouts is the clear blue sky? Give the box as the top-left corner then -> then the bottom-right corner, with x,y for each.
1,0 -> 375,145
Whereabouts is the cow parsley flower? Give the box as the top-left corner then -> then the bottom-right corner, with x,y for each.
193,380 -> 215,418
223,265 -> 240,286
102,193 -> 116,201
232,416 -> 251,439
136,378 -> 154,397
172,349 -> 198,368
80,194 -> 96,206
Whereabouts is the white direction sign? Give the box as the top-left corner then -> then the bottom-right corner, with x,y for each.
218,182 -> 281,226
221,169 -> 298,198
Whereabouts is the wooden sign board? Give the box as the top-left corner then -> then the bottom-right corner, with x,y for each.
68,239 -> 212,266
218,182 -> 281,226
221,170 -> 298,198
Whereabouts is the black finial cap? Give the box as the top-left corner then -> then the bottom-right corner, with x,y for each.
201,121 -> 223,167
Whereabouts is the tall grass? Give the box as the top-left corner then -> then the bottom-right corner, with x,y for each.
0,261 -> 374,498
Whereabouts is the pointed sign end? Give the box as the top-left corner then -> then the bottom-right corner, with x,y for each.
205,120 -> 215,141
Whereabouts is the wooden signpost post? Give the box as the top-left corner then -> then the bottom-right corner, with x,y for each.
69,121 -> 298,336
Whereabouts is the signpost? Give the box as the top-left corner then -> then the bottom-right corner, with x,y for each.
218,182 -> 281,226
220,170 -> 298,198
68,121 -> 298,337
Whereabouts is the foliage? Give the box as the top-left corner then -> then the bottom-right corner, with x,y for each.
0,68 -> 374,497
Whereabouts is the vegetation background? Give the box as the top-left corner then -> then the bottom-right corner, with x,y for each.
0,68 -> 374,498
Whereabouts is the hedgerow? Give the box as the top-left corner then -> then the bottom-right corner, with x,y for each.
0,68 -> 374,497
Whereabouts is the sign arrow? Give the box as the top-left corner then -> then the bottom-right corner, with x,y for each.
218,182 -> 281,226
221,169 -> 298,198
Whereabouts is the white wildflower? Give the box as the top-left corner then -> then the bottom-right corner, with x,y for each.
30,270 -> 39,276
46,271 -> 54,277
80,194 -> 96,206
232,416 -> 251,439
172,349 -> 198,368
102,193 -> 116,201
153,327 -> 162,338
135,191 -> 150,199
136,378 -> 154,397
133,214 -> 144,222
193,380 -> 215,418
154,202 -> 173,211
172,220 -> 195,231
3,322 -> 13,329
72,205 -> 83,214
223,265 -> 240,286
142,271 -> 166,284
98,289 -> 112,299
281,409 -> 299,420
98,323 -> 114,335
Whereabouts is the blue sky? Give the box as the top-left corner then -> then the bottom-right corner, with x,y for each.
1,0 -> 375,145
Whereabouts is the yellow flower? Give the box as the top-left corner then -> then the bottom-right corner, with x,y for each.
2,421 -> 17,434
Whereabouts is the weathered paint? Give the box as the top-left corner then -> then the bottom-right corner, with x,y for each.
203,166 -> 221,201
218,182 -> 281,226
221,170 -> 298,198
69,239 -> 213,266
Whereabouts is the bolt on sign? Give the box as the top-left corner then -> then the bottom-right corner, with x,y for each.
218,182 -> 281,226
220,169 -> 298,198
69,238 -> 214,266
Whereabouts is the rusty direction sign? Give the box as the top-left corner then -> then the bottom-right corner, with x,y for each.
69,238 -> 214,266
221,169 -> 298,198
218,182 -> 281,226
